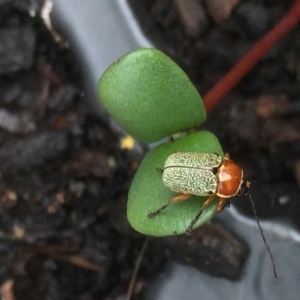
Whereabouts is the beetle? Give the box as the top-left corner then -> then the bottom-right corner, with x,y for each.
148,151 -> 277,278
148,151 -> 249,234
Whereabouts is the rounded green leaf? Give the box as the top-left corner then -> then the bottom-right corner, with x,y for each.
98,48 -> 206,143
127,131 -> 223,236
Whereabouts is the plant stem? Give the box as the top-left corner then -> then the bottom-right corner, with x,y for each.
203,0 -> 300,113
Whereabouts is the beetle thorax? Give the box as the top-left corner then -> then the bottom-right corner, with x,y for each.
216,158 -> 243,198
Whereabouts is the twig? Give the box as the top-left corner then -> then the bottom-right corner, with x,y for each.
0,280 -> 15,300
126,237 -> 149,300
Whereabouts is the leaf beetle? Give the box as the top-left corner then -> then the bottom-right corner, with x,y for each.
148,152 -> 248,231
148,151 -> 277,278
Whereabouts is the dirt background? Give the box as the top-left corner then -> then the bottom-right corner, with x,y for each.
0,0 -> 300,299
0,3 -> 163,299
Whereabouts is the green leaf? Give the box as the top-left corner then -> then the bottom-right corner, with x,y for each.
98,48 -> 206,143
127,131 -> 223,236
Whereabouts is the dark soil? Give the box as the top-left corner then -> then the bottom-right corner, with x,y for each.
0,3 -> 161,300
0,2 -> 251,300
129,0 -> 300,228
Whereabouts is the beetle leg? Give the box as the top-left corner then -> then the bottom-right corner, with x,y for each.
185,194 -> 215,235
148,193 -> 192,218
217,198 -> 229,211
170,193 -> 192,203
148,203 -> 169,218
201,194 -> 216,208
186,209 -> 203,235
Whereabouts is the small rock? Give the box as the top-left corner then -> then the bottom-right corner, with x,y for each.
0,109 -> 36,133
236,3 -> 271,38
173,0 -> 207,36
0,25 -> 35,73
0,131 -> 69,173
273,123 -> 300,144
67,150 -> 113,178
205,0 -> 240,24
255,94 -> 289,118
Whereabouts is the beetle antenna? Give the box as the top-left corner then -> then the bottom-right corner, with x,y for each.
251,181 -> 276,208
247,189 -> 277,278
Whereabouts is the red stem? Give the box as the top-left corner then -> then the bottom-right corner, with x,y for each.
203,0 -> 300,113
